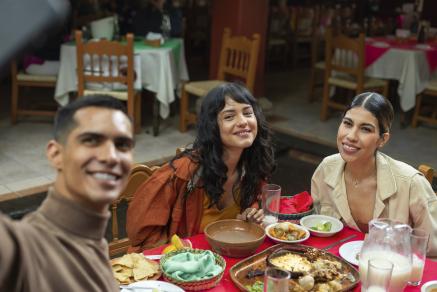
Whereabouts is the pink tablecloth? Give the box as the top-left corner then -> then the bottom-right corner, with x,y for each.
143,227 -> 437,291
365,38 -> 437,72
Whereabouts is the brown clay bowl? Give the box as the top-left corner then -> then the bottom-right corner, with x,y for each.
204,219 -> 265,258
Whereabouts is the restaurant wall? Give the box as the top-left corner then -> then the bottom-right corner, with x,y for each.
209,0 -> 269,97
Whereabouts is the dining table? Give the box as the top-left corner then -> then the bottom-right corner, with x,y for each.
54,38 -> 189,119
364,37 -> 437,112
143,226 -> 437,291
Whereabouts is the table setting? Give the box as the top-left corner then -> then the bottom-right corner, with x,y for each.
113,186 -> 437,291
363,35 -> 437,112
54,36 -> 189,119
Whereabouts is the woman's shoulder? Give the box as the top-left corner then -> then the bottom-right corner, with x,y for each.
318,153 -> 343,170
165,155 -> 199,181
377,152 -> 420,179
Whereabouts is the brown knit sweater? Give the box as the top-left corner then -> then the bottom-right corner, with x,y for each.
0,189 -> 118,292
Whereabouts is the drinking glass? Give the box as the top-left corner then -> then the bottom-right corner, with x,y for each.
364,258 -> 393,292
408,228 -> 429,286
264,267 -> 290,292
261,184 -> 281,227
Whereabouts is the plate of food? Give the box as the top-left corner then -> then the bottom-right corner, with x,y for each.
230,243 -> 360,292
120,280 -> 185,292
265,222 -> 310,244
111,253 -> 161,285
339,240 -> 363,266
300,214 -> 343,237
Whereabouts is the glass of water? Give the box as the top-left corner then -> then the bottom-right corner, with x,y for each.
261,184 -> 281,227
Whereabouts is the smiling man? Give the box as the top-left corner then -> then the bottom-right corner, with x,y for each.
0,95 -> 134,292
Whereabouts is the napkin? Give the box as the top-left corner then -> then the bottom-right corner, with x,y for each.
279,191 -> 313,214
162,250 -> 222,281
146,32 -> 164,45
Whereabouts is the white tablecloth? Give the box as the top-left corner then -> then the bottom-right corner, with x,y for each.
365,47 -> 437,112
54,38 -> 189,119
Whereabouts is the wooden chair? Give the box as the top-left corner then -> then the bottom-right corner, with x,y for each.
320,29 -> 389,121
179,28 -> 261,132
266,3 -> 291,69
75,30 -> 142,133
418,164 -> 434,185
109,163 -> 160,257
290,5 -> 320,67
10,61 -> 57,124
411,79 -> 437,128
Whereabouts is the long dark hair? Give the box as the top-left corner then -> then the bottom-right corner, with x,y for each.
172,83 -> 275,210
345,92 -> 394,136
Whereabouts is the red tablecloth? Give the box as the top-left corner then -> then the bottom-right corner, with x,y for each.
365,37 -> 437,71
143,227 -> 437,291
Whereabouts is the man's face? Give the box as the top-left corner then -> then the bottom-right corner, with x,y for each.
47,107 -> 134,213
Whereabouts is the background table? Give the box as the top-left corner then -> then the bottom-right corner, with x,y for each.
143,227 -> 437,291
365,38 -> 437,112
55,38 -> 189,119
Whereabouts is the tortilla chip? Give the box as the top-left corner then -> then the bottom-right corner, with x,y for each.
111,253 -> 159,284
113,268 -> 132,283
116,254 -> 134,268
112,264 -> 124,272
132,258 -> 159,281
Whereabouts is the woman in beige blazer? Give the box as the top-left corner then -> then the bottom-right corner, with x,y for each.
311,92 -> 437,256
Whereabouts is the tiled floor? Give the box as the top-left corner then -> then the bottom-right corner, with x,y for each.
0,113 -> 196,198
0,67 -> 436,200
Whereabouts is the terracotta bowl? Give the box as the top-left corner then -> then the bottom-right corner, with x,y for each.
204,219 -> 265,258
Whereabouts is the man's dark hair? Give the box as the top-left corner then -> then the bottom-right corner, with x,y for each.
53,95 -> 129,143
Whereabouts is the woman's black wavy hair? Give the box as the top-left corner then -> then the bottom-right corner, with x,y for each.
172,82 -> 276,210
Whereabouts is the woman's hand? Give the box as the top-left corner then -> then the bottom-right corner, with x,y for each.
237,208 -> 264,224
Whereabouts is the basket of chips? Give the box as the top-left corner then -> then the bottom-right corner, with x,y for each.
160,248 -> 226,291
111,253 -> 161,285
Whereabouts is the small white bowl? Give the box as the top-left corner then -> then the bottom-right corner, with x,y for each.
300,214 -> 343,237
422,280 -> 437,292
265,222 -> 310,244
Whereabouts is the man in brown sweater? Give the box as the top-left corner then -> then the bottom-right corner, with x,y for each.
0,95 -> 134,291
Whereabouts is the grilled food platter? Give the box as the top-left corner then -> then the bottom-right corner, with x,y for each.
230,244 -> 359,292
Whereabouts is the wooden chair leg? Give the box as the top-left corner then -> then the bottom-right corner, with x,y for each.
152,94 -> 160,137
320,82 -> 330,121
134,93 -> 142,134
179,88 -> 189,132
412,94 -> 422,128
11,82 -> 18,124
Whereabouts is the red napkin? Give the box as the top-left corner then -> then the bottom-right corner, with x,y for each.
279,191 -> 313,214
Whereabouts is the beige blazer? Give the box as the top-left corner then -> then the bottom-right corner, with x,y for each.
311,152 -> 437,256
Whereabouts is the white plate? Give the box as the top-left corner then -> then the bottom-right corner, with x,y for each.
421,280 -> 437,292
265,222 -> 310,244
415,44 -> 432,50
372,41 -> 390,48
120,280 -> 185,292
339,240 -> 363,266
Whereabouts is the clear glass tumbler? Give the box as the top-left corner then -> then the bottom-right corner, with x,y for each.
408,228 -> 429,286
264,267 -> 290,292
261,184 -> 281,227
364,258 -> 393,292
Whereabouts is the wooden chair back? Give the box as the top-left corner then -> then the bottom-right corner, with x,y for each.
291,6 -> 320,38
216,28 -> 260,93
109,164 -> 160,257
419,164 -> 434,185
10,61 -> 57,124
75,30 -> 140,131
324,28 -> 366,93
